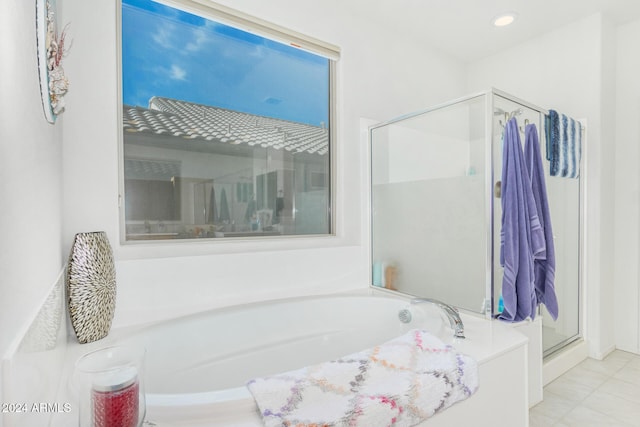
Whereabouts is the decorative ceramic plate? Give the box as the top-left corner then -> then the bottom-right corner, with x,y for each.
36,0 -> 56,123
67,232 -> 117,344
36,0 -> 69,123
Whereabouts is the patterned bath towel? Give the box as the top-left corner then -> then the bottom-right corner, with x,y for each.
545,110 -> 582,179
246,329 -> 479,427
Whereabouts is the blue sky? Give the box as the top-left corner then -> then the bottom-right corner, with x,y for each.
122,0 -> 329,126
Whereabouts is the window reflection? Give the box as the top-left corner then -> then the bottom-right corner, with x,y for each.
120,0 -> 333,241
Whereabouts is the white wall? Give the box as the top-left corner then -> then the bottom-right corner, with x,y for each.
59,0 -> 467,328
0,1 -> 64,358
598,15 -> 618,359
614,18 -> 640,354
467,14 -> 616,358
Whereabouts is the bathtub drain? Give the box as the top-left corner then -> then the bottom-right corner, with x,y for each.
398,308 -> 412,324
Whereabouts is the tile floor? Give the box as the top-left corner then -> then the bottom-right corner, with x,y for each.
530,350 -> 640,426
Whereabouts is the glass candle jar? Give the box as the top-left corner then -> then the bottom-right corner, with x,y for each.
75,346 -> 146,427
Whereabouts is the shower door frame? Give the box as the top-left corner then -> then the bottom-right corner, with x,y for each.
368,88 -> 584,350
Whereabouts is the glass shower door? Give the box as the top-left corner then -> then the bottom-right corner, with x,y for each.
542,161 -> 582,355
370,94 -> 490,315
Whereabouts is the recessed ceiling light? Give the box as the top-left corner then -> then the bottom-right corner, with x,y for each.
492,12 -> 518,27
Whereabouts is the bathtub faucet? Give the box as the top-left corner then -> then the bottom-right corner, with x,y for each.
410,297 -> 465,339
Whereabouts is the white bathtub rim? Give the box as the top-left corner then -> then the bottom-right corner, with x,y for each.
108,288 -> 475,344
52,289 -> 528,426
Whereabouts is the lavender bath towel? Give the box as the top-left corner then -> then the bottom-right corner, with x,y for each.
499,118 -> 546,322
525,124 -> 559,320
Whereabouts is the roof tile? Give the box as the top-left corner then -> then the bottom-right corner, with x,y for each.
123,97 -> 328,155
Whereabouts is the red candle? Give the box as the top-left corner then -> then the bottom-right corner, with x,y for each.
92,369 -> 139,427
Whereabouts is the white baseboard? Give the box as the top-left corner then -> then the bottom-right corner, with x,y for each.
590,344 -> 616,361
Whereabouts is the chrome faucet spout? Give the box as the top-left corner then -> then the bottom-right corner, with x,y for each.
410,297 -> 465,339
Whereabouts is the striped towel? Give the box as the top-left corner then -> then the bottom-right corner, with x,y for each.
247,330 -> 478,427
545,110 -> 582,178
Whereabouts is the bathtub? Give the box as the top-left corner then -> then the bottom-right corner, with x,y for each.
53,290 -> 529,426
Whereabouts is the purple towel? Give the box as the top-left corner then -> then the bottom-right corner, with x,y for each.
525,124 -> 559,320
499,118 -> 546,322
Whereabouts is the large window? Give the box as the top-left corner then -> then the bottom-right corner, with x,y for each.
119,0 -> 337,241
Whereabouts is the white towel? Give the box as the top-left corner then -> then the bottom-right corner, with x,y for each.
246,329 -> 478,427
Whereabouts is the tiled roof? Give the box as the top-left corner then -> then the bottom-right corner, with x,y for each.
123,97 -> 329,155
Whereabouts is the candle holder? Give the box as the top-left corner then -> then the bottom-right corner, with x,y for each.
75,346 -> 146,427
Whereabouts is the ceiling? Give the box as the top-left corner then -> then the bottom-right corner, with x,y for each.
347,0 -> 640,62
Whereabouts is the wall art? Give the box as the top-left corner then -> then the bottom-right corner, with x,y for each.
36,0 -> 70,123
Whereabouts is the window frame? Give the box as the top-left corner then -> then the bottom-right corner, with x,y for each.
116,0 -> 339,244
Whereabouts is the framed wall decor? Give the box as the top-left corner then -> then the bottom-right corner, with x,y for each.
36,0 -> 70,123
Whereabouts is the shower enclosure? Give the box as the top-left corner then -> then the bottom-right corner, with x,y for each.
370,88 -> 582,357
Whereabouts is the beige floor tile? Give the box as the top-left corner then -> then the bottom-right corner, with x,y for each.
613,363 -> 640,386
582,389 -> 640,427
625,354 -> 640,369
578,355 -> 628,377
544,376 -> 595,402
560,404 -> 634,427
531,350 -> 640,427
559,364 -> 609,389
529,410 -> 557,427
598,377 -> 640,403
530,391 -> 576,421
604,350 -> 636,364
